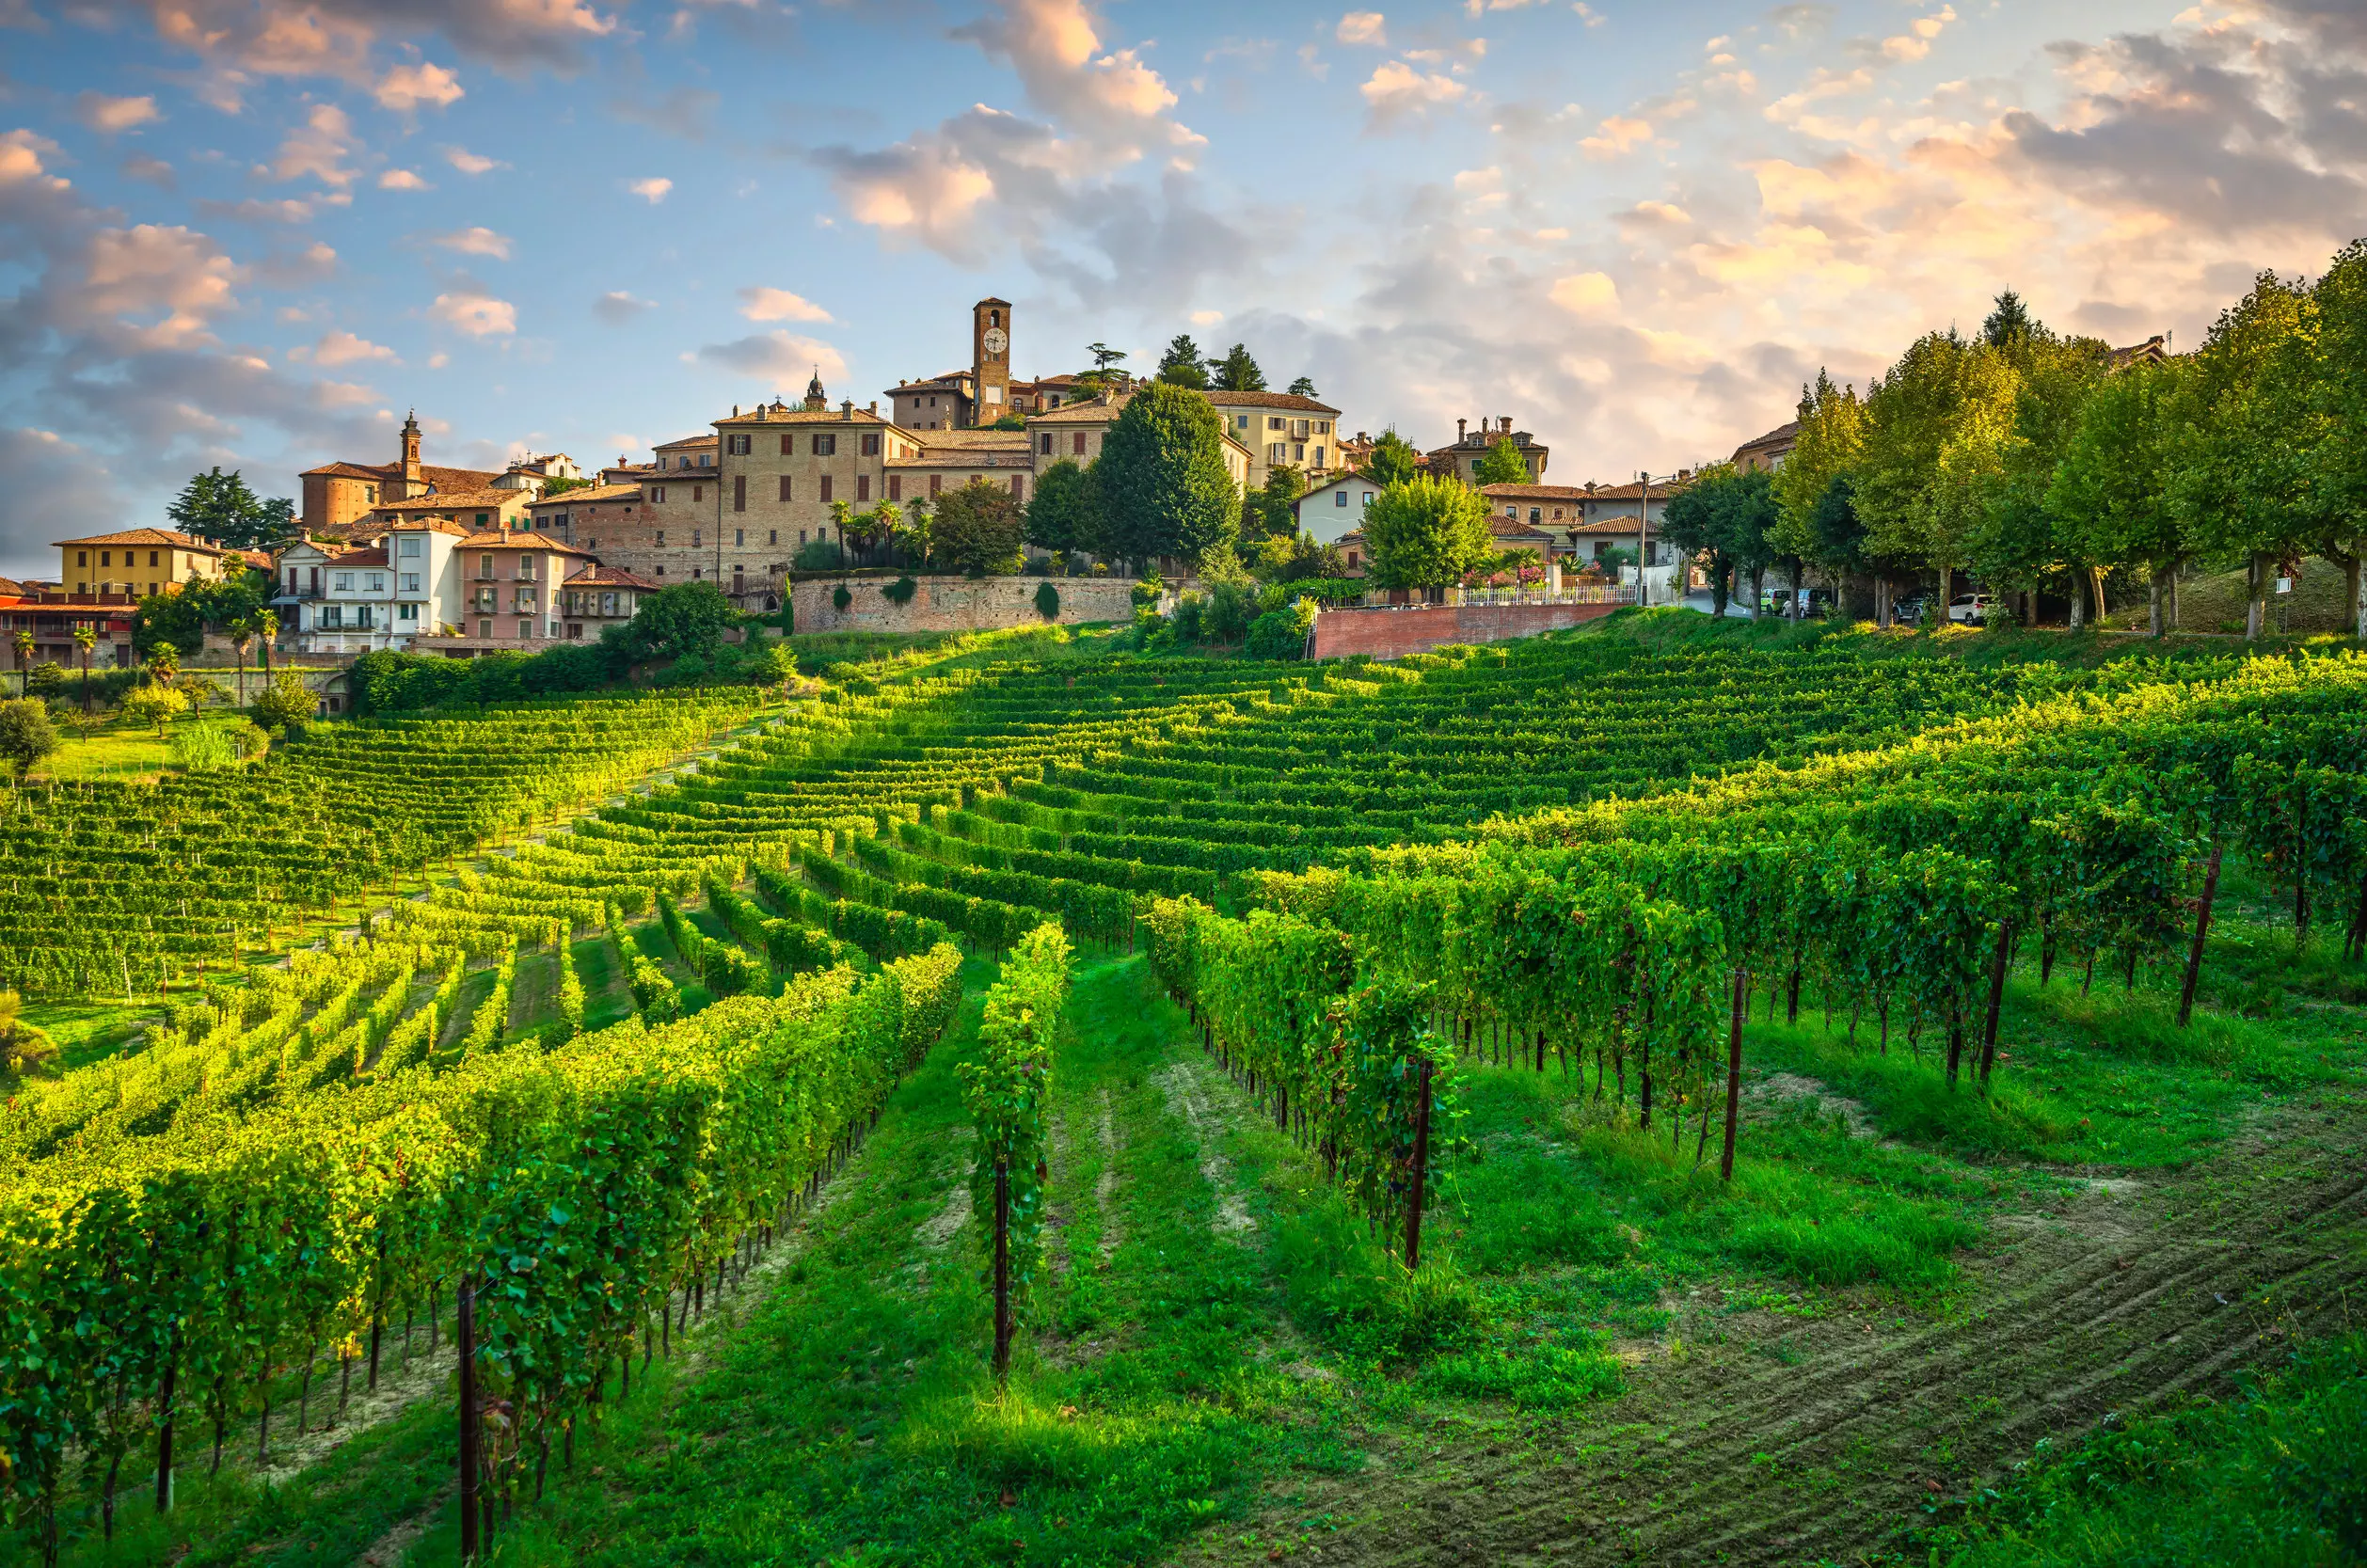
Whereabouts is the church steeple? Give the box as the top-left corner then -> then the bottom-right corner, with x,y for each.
399,409 -> 424,499
802,369 -> 828,412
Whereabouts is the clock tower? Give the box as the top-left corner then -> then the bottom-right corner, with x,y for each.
972,297 -> 1011,426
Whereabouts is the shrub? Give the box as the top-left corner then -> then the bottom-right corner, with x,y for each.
1171,591 -> 1206,642
1034,580 -> 1060,621
794,539 -> 841,571
882,575 -> 918,606
0,698 -> 59,780
1245,598 -> 1318,659
1206,579 -> 1256,641
251,671 -> 315,729
24,662 -> 66,700
168,723 -> 238,770
120,684 -> 189,736
833,584 -> 853,611
1131,577 -> 1164,610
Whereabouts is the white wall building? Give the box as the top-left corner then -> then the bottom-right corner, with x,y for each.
1296,472 -> 1378,546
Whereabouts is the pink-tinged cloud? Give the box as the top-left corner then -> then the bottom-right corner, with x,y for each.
1335,10 -> 1385,46
737,286 -> 831,323
78,224 -> 241,349
271,104 -> 358,189
1360,61 -> 1468,125
428,284 -> 516,336
375,61 -> 463,112
75,92 -> 161,133
379,168 -> 431,190
691,329 -> 848,386
627,176 -> 672,203
429,226 -> 512,259
297,329 -> 397,366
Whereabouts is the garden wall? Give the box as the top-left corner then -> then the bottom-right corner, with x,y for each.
792,575 -> 1136,635
1310,599 -> 1622,661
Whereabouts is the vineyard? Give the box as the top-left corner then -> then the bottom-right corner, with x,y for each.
2,614 -> 2362,1567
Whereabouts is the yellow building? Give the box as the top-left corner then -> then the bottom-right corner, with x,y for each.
55,528 -> 239,598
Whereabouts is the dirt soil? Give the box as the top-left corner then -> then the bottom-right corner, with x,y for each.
1174,1101 -> 2367,1568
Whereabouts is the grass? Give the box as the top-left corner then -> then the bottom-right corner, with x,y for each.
2099,555 -> 2362,638
1909,1333 -> 2367,1567
31,710 -> 257,784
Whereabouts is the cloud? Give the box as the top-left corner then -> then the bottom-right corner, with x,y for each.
612,86 -> 719,140
270,104 -> 357,189
375,60 -> 463,111
195,197 -> 314,223
950,0 -> 1197,148
443,146 -> 503,175
691,329 -> 847,385
1336,10 -> 1385,46
378,167 -> 431,189
1878,5 -> 1955,64
0,430 -> 128,574
737,285 -> 831,322
593,290 -> 654,325
427,281 -> 516,336
115,0 -> 615,87
75,92 -> 160,133
627,176 -> 673,202
295,328 -> 397,366
1549,271 -> 1618,315
1580,113 -> 1654,158
1360,60 -> 1469,125
427,225 -> 512,258
122,154 -> 176,188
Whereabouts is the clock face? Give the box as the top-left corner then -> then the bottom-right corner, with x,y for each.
982,327 -> 1009,356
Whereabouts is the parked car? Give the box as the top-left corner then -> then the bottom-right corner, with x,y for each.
1890,595 -> 1929,625
1948,594 -> 1994,625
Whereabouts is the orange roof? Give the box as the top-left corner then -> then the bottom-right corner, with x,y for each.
373,488 -> 524,513
302,459 -> 502,490
1199,388 -> 1341,415
565,564 -> 659,589
454,530 -> 595,556
52,527 -> 224,551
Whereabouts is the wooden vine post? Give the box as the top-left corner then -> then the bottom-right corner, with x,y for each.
1404,1058 -> 1433,1270
2177,844 -> 2222,1028
1720,967 -> 1744,1183
1978,922 -> 2012,1087
458,1274 -> 480,1564
992,1156 -> 1012,1386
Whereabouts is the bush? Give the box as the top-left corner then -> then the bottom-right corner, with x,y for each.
794,539 -> 841,571
1205,579 -> 1256,641
882,576 -> 918,606
0,698 -> 58,780
833,584 -> 853,611
251,671 -> 315,729
120,684 -> 189,736
169,723 -> 238,770
1171,591 -> 1206,642
1131,577 -> 1164,610
24,662 -> 66,700
1034,580 -> 1060,621
1246,599 -> 1318,659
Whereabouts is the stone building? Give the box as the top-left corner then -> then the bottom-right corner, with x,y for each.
1204,389 -> 1343,493
1427,417 -> 1549,484
299,411 -> 503,538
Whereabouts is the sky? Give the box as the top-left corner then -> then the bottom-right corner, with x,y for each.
3,0 -> 2366,576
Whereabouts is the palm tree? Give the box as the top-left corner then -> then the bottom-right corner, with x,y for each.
10,630 -> 30,696
145,642 -> 180,688
71,626 -> 95,714
227,616 -> 253,706
828,499 -> 855,571
255,610 -> 279,681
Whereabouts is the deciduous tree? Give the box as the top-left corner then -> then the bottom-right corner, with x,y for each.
1096,382 -> 1238,568
1363,475 -> 1492,591
1472,436 -> 1531,486
931,478 -> 1028,575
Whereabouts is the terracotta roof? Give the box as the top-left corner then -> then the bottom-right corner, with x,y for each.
528,483 -> 643,509
2106,335 -> 2169,370
1564,515 -> 1645,535
1733,421 -> 1800,452
300,460 -> 503,490
1573,480 -> 1691,500
1199,389 -> 1341,415
373,488 -> 525,513
895,374 -> 972,393
1480,483 -> 1592,501
333,546 -> 389,567
1027,400 -> 1124,423
714,402 -> 895,427
654,434 -> 718,451
53,527 -> 225,551
565,564 -> 659,589
912,429 -> 1030,451
386,517 -> 474,537
1485,515 -> 1559,538
454,530 -> 595,556
232,548 -> 273,569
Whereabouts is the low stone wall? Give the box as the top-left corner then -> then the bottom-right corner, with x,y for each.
793,575 -> 1136,635
1310,599 -> 1622,660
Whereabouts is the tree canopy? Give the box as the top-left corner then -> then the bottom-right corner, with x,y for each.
1660,465 -> 1779,616
1981,290 -> 2034,348
134,567 -> 273,657
931,478 -> 1027,575
167,467 -> 295,551
1360,428 -> 1422,487
1096,382 -> 1238,567
1253,463 -> 1305,539
1207,343 -> 1266,392
627,580 -> 739,661
1025,459 -> 1102,556
1361,475 -> 1493,590
1471,436 -> 1531,486
1155,334 -> 1210,389
1286,375 -> 1319,397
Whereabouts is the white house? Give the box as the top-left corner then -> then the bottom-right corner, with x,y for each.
277,519 -> 468,654
1296,471 -> 1378,546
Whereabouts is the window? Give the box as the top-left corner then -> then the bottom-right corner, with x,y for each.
287,568 -> 298,589
476,587 -> 496,612
727,434 -> 752,455
476,513 -> 489,527
366,572 -> 386,592
100,551 -> 111,568
692,530 -> 702,547
799,530 -> 806,546
398,534 -> 422,558
520,619 -> 534,639
1009,474 -> 1025,501
1267,443 -> 1284,463
813,434 -> 836,456
779,433 -> 794,456
1314,447 -> 1326,467
1361,492 -> 1374,508
1072,432 -> 1087,455
479,619 -> 494,638
322,604 -> 342,628
1269,417 -> 1284,431
692,567 -> 702,579
735,528 -> 745,546
1347,551 -> 1359,568
365,486 -> 376,503
777,475 -> 792,502
148,550 -> 159,567
888,475 -> 903,502
1530,508 -> 1543,524
861,433 -> 880,456
692,485 -> 702,502
1293,443 -> 1305,461
1319,421 -> 1330,435
1235,415 -> 1249,431
657,531 -> 666,546
480,554 -> 495,578
650,485 -> 667,503
819,475 -> 834,503
355,606 -> 374,630
733,475 -> 746,513
768,529 -> 778,544
700,453 -> 712,467
398,602 -> 418,622
1335,490 -> 1348,507
75,551 -> 87,567
857,474 -> 870,502
929,474 -> 942,498
334,572 -> 354,592
520,555 -> 537,579
1039,434 -> 1054,455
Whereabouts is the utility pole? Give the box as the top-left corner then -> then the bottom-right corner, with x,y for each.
1638,469 -> 1651,608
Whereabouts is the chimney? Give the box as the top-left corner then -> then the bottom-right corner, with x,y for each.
868,401 -> 878,414
842,399 -> 853,417
1678,467 -> 1692,482
1501,416 -> 1513,435
1456,418 -> 1468,441
733,404 -> 740,417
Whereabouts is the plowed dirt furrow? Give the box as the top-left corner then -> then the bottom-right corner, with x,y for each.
1192,1127 -> 2366,1568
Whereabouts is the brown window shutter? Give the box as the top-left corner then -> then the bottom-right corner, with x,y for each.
779,434 -> 792,455
888,475 -> 901,501
929,474 -> 942,497
857,474 -> 870,502
1010,474 -> 1025,500
819,475 -> 833,503
778,475 -> 792,502
1072,432 -> 1086,455
734,475 -> 746,512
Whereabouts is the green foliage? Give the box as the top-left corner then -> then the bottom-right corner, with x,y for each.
958,922 -> 1073,1301
1772,370 -> 1867,563
931,477 -> 1027,576
793,539 -> 841,571
1660,463 -> 1780,615
882,575 -> 918,606
1207,341 -> 1266,392
0,698 -> 58,779
134,567 -> 273,658
119,683 -> 188,736
348,639 -> 630,714
628,579 -> 739,661
1360,428 -> 1421,488
1471,436 -> 1532,486
1097,381 -> 1239,567
1245,598 -> 1317,658
1287,374 -> 1319,397
1033,579 -> 1060,621
165,467 -> 294,551
1982,289 -> 2035,348
1253,462 -> 1305,539
833,583 -> 853,611
249,671 -> 313,729
1024,457 -> 1102,556
1154,332 -> 1210,388
1361,474 -> 1493,589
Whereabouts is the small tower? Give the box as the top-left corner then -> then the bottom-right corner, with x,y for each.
972,298 -> 1011,426
399,409 -> 424,499
802,369 -> 828,413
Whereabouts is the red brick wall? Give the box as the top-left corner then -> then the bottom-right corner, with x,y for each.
1310,600 -> 1619,660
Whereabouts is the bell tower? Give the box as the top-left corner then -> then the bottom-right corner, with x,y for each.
399,409 -> 424,499
972,297 -> 1011,426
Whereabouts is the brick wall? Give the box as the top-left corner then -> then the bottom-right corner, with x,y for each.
793,575 -> 1136,634
1309,600 -> 1619,660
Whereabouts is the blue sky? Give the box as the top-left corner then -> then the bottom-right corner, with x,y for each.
4,0 -> 2364,575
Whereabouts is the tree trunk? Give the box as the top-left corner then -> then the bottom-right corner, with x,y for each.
2348,553 -> 2366,642
2068,573 -> 2085,630
1747,564 -> 1764,620
2179,844 -> 2221,1027
2247,552 -> 2269,641
1978,924 -> 2010,1086
2090,565 -> 2110,628
2148,564 -> 2170,639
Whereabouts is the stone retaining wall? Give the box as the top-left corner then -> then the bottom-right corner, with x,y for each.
1310,599 -> 1621,660
792,575 -> 1136,634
